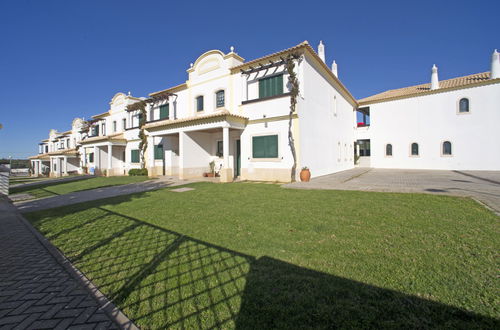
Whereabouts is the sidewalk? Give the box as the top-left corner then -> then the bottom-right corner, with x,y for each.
0,198 -> 137,329
15,176 -> 190,213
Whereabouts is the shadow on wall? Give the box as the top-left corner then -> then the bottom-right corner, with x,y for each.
26,193 -> 499,329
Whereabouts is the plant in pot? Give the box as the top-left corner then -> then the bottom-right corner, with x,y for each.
206,161 -> 216,177
300,166 -> 311,182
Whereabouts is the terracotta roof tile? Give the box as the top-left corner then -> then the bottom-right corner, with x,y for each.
359,72 -> 496,104
145,110 -> 248,130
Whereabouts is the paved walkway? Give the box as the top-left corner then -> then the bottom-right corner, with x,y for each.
15,177 -> 190,213
285,168 -> 500,214
0,198 -> 137,329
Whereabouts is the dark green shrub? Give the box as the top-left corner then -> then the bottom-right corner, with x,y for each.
128,168 -> 148,176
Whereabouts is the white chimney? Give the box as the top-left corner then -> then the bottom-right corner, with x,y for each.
491,49 -> 500,79
431,64 -> 439,90
332,60 -> 338,77
318,40 -> 325,63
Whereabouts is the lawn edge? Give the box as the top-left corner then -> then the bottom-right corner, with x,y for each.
12,201 -> 139,330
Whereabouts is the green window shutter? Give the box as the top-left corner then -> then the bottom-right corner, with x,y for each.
159,104 -> 169,119
252,135 -> 278,158
131,149 -> 140,163
154,144 -> 163,160
259,74 -> 283,99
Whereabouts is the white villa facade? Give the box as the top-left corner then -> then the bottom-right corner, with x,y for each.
30,42 -> 500,181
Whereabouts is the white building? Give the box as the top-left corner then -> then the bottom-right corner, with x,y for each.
30,42 -> 500,180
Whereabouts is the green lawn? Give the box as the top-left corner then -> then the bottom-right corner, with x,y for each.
25,182 -> 499,329
10,176 -> 150,199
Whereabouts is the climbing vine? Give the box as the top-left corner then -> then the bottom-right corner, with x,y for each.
286,54 -> 300,182
137,101 -> 148,168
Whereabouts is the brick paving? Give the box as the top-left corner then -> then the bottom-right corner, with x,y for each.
0,198 -> 130,329
285,168 -> 500,214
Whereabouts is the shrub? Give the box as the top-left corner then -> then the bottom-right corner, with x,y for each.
128,168 -> 148,176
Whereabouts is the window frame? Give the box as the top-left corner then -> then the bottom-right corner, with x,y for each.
251,134 -> 280,161
195,95 -> 204,112
113,121 -> 117,133
154,144 -> 164,160
441,140 -> 453,157
215,90 -> 225,108
131,149 -> 140,163
122,118 -> 126,131
457,97 -> 471,114
258,73 -> 284,99
410,142 -> 419,157
385,143 -> 393,157
216,140 -> 223,157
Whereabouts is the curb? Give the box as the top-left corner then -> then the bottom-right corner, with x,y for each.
12,202 -> 139,330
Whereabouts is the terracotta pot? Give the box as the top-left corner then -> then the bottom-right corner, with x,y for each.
206,173 -> 215,177
300,169 -> 311,182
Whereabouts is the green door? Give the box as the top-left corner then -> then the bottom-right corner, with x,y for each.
236,140 -> 241,177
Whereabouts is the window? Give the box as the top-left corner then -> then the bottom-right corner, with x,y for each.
259,74 -> 283,99
131,149 -> 140,163
45,145 -> 48,153
216,140 -> 223,157
88,152 -> 94,163
442,141 -> 452,155
101,123 -> 106,136
154,144 -> 163,160
357,107 -> 370,127
196,96 -> 204,112
159,104 -> 169,119
357,139 -> 371,156
459,98 -> 470,113
122,118 -> 126,130
252,135 -> 278,158
216,90 -> 225,108
113,121 -> 117,132
386,144 -> 393,156
411,143 -> 419,156
333,95 -> 337,116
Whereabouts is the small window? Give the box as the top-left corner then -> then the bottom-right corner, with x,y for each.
333,95 -> 337,116
259,74 -> 284,99
252,135 -> 278,158
154,144 -> 163,160
411,143 -> 419,156
122,118 -> 126,130
386,144 -> 393,156
131,149 -> 140,163
216,141 -> 223,157
196,96 -> 204,112
459,98 -> 469,113
159,104 -> 169,119
101,123 -> 106,136
442,141 -> 452,155
216,90 -> 225,108
113,121 -> 117,132
88,152 -> 94,163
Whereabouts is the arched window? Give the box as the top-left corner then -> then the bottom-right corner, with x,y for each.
386,144 -> 393,156
459,98 -> 469,113
442,141 -> 452,155
411,143 -> 419,156
216,90 -> 225,108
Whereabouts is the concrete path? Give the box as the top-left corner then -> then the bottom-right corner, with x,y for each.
0,198 -> 137,329
15,177 -> 191,213
285,168 -> 500,214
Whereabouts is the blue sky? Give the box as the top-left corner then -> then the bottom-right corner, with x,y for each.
0,0 -> 498,158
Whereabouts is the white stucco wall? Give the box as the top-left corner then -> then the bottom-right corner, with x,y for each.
298,54 -> 356,178
366,83 -> 500,170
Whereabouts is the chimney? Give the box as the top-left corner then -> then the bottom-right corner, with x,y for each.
431,64 -> 439,90
491,49 -> 500,79
332,60 -> 338,77
318,40 -> 325,63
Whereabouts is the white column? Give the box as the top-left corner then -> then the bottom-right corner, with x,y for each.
220,126 -> 232,182
147,136 -> 154,175
49,157 -> 53,176
242,75 -> 248,102
63,156 -> 68,175
107,143 -> 113,176
38,161 -> 42,176
178,132 -> 185,180
82,148 -> 87,167
223,127 -> 229,169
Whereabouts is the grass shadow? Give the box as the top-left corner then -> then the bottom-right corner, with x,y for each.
25,191 -> 500,329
